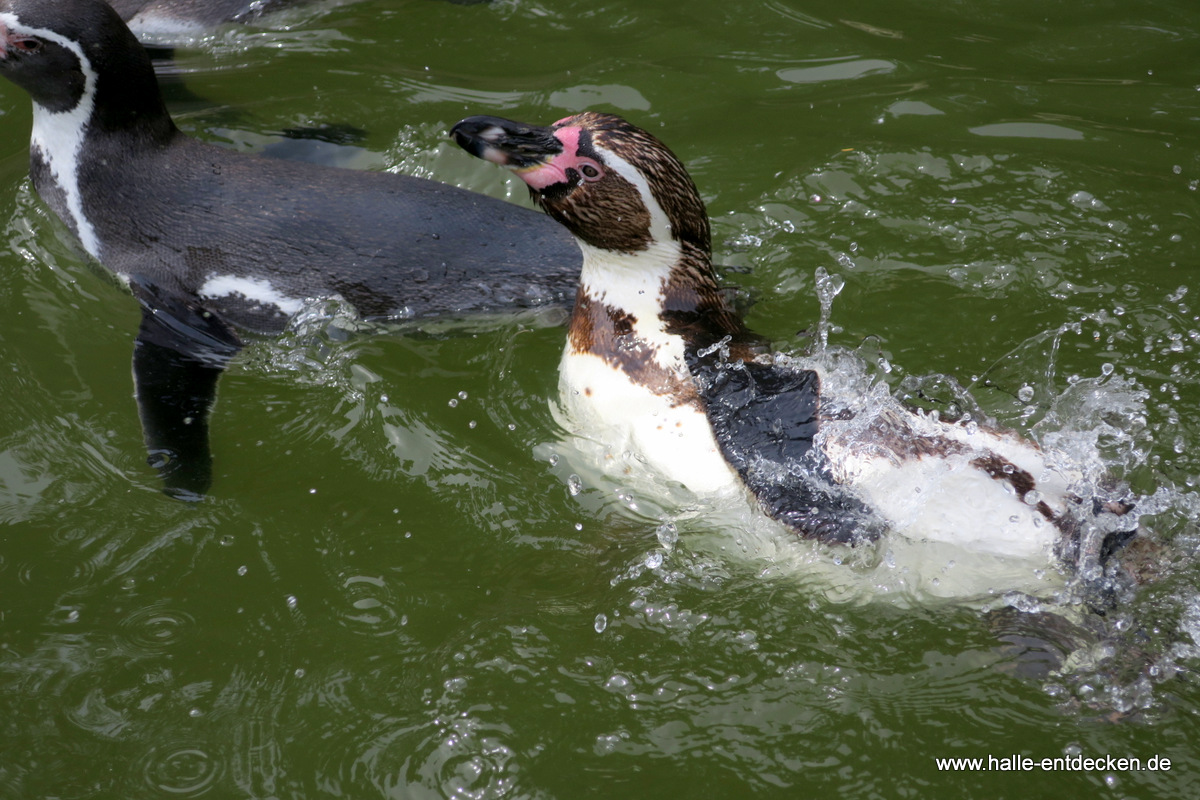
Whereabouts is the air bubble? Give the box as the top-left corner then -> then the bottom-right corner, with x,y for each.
567,474 -> 583,496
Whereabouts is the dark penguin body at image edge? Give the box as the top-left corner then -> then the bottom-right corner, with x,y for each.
0,0 -> 580,499
451,112 -> 1139,592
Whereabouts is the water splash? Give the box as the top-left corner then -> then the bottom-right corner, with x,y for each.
813,266 -> 845,352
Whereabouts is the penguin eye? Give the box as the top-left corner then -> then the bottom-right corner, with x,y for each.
579,162 -> 603,181
12,37 -> 43,54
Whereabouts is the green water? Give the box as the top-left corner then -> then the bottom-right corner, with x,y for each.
2,0 -> 1199,797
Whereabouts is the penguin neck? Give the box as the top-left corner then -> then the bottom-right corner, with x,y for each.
566,237 -> 753,393
572,239 -> 682,333
28,34 -> 176,261
28,44 -> 102,259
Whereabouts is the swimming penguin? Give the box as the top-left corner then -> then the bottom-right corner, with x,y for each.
0,0 -> 581,500
451,111 -> 1137,580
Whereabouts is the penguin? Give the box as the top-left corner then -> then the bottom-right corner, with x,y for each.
0,0 -> 581,500
450,111 -> 1138,582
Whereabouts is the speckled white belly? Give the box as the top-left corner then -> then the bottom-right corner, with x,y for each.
556,348 -> 739,496
819,406 -> 1072,560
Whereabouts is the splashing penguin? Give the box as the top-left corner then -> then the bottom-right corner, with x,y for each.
452,111 -> 1139,599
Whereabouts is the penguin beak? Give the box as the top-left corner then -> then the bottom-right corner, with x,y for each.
450,115 -> 563,171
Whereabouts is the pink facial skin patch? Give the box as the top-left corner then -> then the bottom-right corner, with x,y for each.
516,125 -> 604,190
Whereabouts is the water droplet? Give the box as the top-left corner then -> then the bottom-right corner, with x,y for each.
644,551 -> 664,570
448,398 -> 458,408
237,565 -> 248,576
286,595 -> 298,610
1017,384 -> 1035,402
594,613 -> 607,633
655,521 -> 678,549
567,474 -> 583,496
604,674 -> 631,692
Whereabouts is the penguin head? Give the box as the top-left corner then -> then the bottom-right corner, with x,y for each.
0,0 -> 165,127
452,112 -> 711,258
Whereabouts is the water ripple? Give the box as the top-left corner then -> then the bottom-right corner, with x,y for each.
335,574 -> 404,637
117,601 -> 195,653
138,742 -> 225,797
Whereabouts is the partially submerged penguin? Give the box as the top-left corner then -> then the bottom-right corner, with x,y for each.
451,111 -> 1138,587
0,0 -> 581,499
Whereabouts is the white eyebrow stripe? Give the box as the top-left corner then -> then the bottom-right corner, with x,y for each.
593,143 -> 675,243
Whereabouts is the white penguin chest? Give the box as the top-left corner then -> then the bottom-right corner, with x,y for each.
556,340 -> 738,496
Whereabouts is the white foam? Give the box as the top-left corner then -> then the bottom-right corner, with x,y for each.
2,12 -> 103,259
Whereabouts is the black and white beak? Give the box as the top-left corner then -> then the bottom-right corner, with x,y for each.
451,115 -> 563,171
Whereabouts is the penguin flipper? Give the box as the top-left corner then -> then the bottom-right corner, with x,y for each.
131,282 -> 242,501
692,356 -> 880,545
